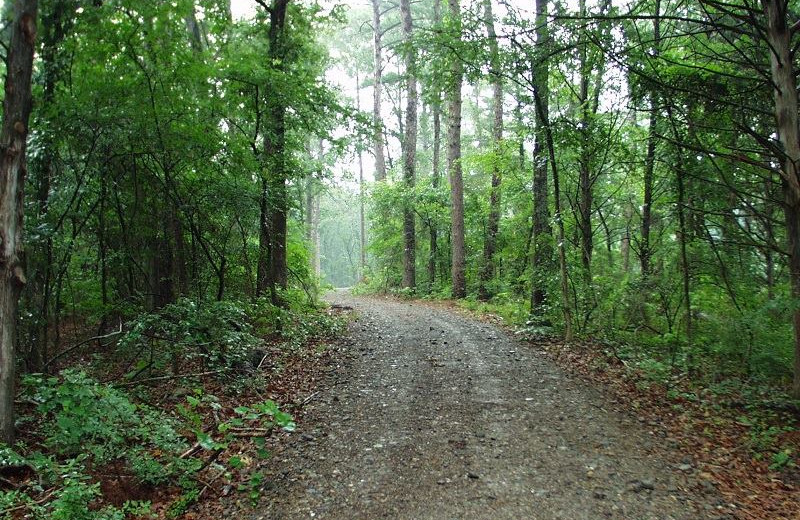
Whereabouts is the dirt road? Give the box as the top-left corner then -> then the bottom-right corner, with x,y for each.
253,292 -> 724,520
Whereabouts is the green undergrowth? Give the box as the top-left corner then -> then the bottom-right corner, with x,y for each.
0,294 -> 346,519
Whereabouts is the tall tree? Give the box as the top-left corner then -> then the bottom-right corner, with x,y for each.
371,0 -> 387,182
356,70 -> 367,278
640,0 -> 660,282
400,0 -> 417,290
262,0 -> 290,306
0,0 -> 38,443
530,0 -> 552,317
428,0 -> 443,292
447,0 -> 466,299
762,0 -> 800,397
478,0 -> 503,301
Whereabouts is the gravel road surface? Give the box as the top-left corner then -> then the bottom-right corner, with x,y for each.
253,292 -> 724,520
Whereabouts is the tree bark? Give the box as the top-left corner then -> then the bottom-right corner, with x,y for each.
666,104 -> 692,345
372,0 -> 387,182
763,0 -> 800,397
0,0 -> 38,444
305,140 -> 322,282
256,177 -> 270,298
478,0 -> 503,302
529,0 -> 571,337
448,0 -> 466,299
428,0 -> 442,293
264,0 -> 290,307
401,0 -> 417,290
530,0 -> 552,317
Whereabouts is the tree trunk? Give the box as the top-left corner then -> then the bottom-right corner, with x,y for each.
622,203 -> 632,273
305,172 -> 315,273
478,0 -> 503,302
264,0 -> 290,307
356,72 -> 367,279
256,177 -> 270,298
359,152 -> 366,277
578,0 -> 593,289
0,0 -> 38,444
428,0 -> 442,293
448,0 -> 466,299
372,0 -> 387,182
305,140 -> 322,282
530,12 -> 572,337
640,0 -> 660,281
763,0 -> 800,397
666,104 -> 693,345
530,0 -> 552,317
401,0 -> 417,290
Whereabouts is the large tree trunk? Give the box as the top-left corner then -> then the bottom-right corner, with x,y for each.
529,0 -> 571,337
401,0 -> 417,290
763,0 -> 800,398
0,0 -> 38,444
530,0 -> 552,317
641,98 -> 657,280
448,0 -> 466,299
264,0 -> 290,306
478,0 -> 503,302
372,0 -> 387,182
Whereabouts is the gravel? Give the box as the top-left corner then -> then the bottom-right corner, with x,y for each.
251,291 -> 723,520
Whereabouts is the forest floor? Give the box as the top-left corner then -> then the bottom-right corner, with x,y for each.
236,291 -> 741,520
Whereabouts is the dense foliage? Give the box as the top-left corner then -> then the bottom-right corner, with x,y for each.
0,0 -> 353,515
336,0 -> 800,405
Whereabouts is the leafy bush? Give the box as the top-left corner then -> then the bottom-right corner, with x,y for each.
117,298 -> 263,376
1,371 -> 295,519
0,445 -> 153,520
248,296 -> 347,350
23,370 -> 188,478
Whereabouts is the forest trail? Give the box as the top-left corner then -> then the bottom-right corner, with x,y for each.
252,291 -> 722,520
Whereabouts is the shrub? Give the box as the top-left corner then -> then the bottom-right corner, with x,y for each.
117,298 -> 263,377
2,371 -> 296,518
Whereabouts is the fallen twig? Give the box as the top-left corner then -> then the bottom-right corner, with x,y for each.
115,369 -> 228,387
0,487 -> 56,515
196,469 -> 226,499
44,319 -> 123,369
232,431 -> 272,438
180,442 -> 202,460
297,391 -> 320,408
